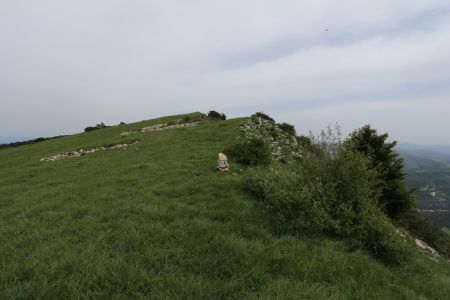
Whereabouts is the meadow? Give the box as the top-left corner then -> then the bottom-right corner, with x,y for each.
1,113 -> 450,299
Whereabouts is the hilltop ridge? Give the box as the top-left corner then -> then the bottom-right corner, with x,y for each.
1,112 -> 450,299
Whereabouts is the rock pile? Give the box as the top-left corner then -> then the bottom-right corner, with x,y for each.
239,116 -> 301,162
120,120 -> 198,137
141,121 -> 198,133
40,141 -> 139,162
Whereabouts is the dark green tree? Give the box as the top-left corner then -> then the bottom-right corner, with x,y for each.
346,125 -> 414,219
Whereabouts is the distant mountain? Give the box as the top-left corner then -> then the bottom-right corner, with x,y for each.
0,136 -> 27,144
397,144 -> 450,170
398,143 -> 450,155
399,152 -> 447,170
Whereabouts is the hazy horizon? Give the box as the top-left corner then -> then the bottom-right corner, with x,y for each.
1,1 -> 450,144
1,123 -> 450,147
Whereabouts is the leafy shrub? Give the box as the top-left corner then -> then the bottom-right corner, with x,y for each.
278,123 -> 296,136
347,125 -> 450,258
346,125 -> 414,218
356,209 -> 411,265
84,122 -> 108,132
84,127 -> 97,132
296,135 -> 314,150
251,112 -> 274,123
183,115 -> 193,122
246,165 -> 330,232
245,128 -> 411,264
226,138 -> 272,166
207,111 -> 226,120
183,114 -> 205,122
166,120 -> 180,126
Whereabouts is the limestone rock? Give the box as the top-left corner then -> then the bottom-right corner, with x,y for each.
217,153 -> 229,172
415,238 -> 439,257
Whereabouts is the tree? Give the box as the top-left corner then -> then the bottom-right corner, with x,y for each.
346,125 -> 414,219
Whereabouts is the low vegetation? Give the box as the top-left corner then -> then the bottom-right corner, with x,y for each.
245,127 -> 410,264
183,113 -> 205,123
206,110 -> 226,120
225,138 -> 272,166
226,113 -> 300,164
84,122 -> 109,132
230,117 -> 450,264
1,112 -> 450,299
348,125 -> 450,258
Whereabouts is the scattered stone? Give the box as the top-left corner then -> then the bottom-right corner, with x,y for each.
217,153 -> 229,172
120,131 -> 136,137
415,238 -> 440,257
120,119 -> 199,137
40,141 -> 139,162
141,121 -> 198,133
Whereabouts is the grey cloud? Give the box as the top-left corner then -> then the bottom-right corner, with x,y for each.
0,1 -> 449,143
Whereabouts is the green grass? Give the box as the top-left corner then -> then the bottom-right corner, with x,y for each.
1,113 -> 450,299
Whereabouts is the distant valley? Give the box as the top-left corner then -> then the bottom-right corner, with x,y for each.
397,144 -> 450,228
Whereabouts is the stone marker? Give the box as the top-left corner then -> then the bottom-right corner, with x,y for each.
217,153 -> 229,172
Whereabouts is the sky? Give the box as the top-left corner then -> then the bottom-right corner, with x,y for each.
1,1 -> 450,144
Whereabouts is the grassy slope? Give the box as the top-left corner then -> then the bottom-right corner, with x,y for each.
1,113 -> 450,299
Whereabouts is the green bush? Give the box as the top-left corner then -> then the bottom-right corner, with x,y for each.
207,111 -> 226,120
183,114 -> 204,122
182,115 -> 192,122
84,122 -> 108,132
347,125 -> 450,258
277,123 -> 296,136
245,129 -> 411,264
246,165 -> 330,232
226,138 -> 272,166
251,112 -> 275,123
346,125 -> 414,218
356,209 -> 411,265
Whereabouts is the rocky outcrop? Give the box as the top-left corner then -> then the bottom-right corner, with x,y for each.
238,116 -> 301,162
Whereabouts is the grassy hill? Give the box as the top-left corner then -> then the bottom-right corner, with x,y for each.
1,113 -> 450,299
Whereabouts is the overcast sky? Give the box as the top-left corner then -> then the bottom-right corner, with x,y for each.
1,1 -> 449,144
